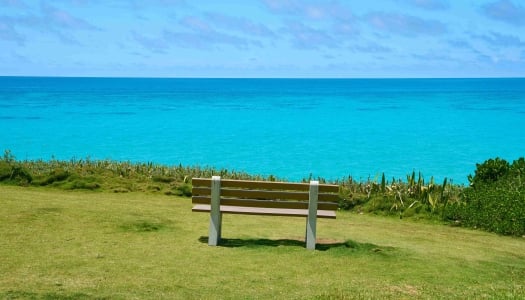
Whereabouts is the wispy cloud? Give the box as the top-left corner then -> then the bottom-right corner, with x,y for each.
204,12 -> 275,38
353,42 -> 392,53
481,0 -> 525,26
364,12 -> 447,36
132,13 -> 269,52
0,0 -> 27,9
283,21 -> 339,49
473,31 -> 525,47
0,3 -> 99,46
0,17 -> 24,44
40,3 -> 99,31
262,0 -> 357,49
171,15 -> 263,49
162,30 -> 245,50
131,31 -> 169,53
403,0 -> 449,10
412,52 -> 450,61
448,39 -> 472,49
262,0 -> 354,21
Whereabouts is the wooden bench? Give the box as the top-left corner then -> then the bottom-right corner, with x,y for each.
191,176 -> 339,250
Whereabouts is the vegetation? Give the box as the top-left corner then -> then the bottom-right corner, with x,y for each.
336,172 -> 463,221
445,158 -> 525,236
0,150 -> 277,196
1,150 -> 524,236
1,185 -> 524,299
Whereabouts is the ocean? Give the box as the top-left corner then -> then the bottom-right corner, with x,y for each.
1,77 -> 524,184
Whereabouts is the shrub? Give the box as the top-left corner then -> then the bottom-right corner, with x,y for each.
467,157 -> 510,186
34,168 -> 70,186
165,183 -> 192,197
0,160 -> 33,185
510,157 -> 525,177
446,157 -> 525,236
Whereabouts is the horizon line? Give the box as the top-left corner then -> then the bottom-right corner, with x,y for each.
1,75 -> 525,80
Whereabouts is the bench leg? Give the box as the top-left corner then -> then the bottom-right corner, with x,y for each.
208,211 -> 222,246
208,176 -> 222,246
306,181 -> 319,250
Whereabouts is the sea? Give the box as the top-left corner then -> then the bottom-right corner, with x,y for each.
1,77 -> 524,184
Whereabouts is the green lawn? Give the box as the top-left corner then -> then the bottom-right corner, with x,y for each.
1,185 -> 524,299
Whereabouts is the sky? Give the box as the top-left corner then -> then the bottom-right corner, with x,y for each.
1,0 -> 525,78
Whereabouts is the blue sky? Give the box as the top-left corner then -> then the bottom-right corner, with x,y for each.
1,0 -> 525,78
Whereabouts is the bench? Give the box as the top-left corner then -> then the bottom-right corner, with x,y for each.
191,176 -> 339,250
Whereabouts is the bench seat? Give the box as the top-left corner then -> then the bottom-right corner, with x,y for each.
192,204 -> 337,218
191,176 -> 339,250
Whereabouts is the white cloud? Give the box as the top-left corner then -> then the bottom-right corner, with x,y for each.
473,32 -> 525,47
282,21 -> 339,49
403,0 -> 449,10
262,0 -> 354,21
481,0 -> 525,26
364,12 -> 447,36
204,12 -> 275,38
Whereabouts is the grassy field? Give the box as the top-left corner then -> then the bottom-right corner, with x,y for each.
1,185 -> 524,299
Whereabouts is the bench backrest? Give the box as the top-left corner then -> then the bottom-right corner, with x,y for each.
192,178 -> 340,211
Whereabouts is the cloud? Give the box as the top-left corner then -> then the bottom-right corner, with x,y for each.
282,21 -> 339,49
262,0 -> 354,21
163,30 -> 259,50
403,0 -> 449,10
481,0 -> 525,26
179,15 -> 212,33
332,21 -> 359,36
0,18 -> 24,44
364,12 -> 447,36
262,1 -> 358,49
0,3 -> 99,46
448,39 -> 472,49
204,12 -> 275,38
412,52 -> 450,61
473,32 -> 525,47
353,42 -> 392,53
131,31 -> 169,53
172,16 -> 262,49
0,0 -> 27,9
131,0 -> 186,7
40,3 -> 99,31
132,14 -> 267,52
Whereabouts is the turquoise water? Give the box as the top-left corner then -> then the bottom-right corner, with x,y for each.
1,77 -> 525,184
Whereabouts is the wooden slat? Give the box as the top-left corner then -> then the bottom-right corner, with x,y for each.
191,178 -> 213,187
192,187 -> 339,202
222,188 -> 309,201
192,196 -> 339,210
192,187 -> 211,196
192,204 -> 336,219
192,178 -> 308,190
191,178 -> 339,193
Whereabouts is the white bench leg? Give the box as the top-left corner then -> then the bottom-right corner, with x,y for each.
306,181 -> 319,250
208,176 -> 222,246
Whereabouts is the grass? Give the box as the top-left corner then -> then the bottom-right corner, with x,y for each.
1,185 -> 524,299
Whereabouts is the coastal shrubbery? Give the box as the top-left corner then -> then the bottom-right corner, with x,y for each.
0,150 -> 275,194
444,158 -> 525,236
336,172 -> 463,221
1,150 -> 523,236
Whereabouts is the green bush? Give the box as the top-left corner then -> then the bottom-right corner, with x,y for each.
446,157 -> 525,236
510,157 -> 525,177
34,168 -> 70,186
165,183 -> 192,197
0,159 -> 33,185
467,157 -> 510,186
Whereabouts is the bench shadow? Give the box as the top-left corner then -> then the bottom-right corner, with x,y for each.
198,236 -> 391,252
